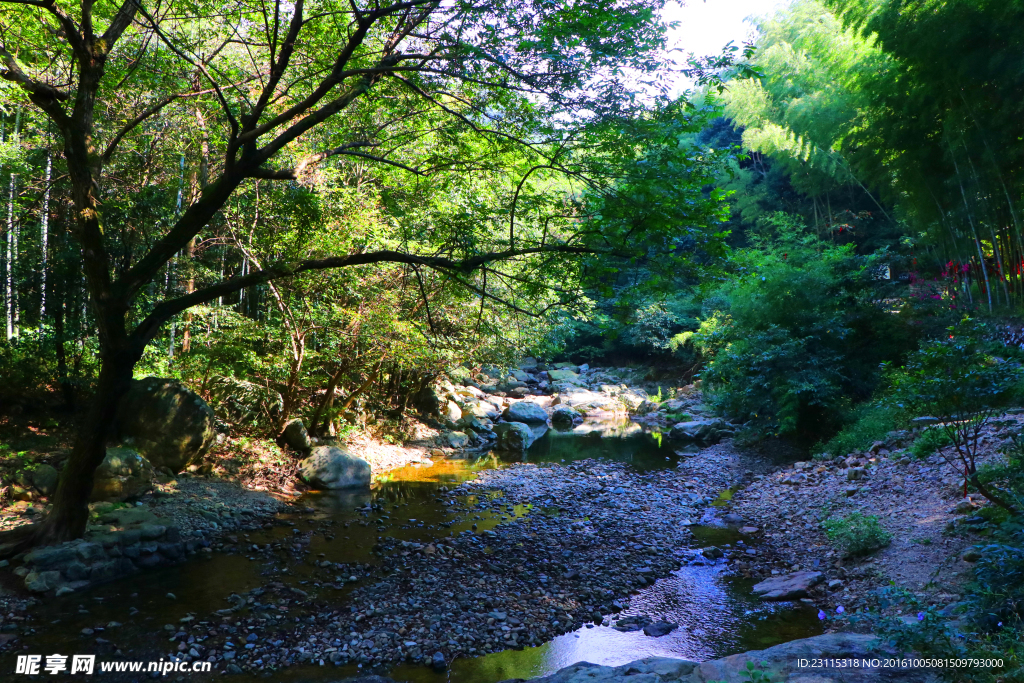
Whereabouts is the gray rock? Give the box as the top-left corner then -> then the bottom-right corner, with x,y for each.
30,464 -> 60,496
910,416 -> 941,427
24,545 -> 75,568
550,405 -> 581,427
444,400 -> 463,424
752,570 -> 824,600
431,651 -> 446,670
115,377 -> 217,473
298,446 -> 371,489
847,467 -> 866,481
547,369 -> 579,382
669,419 -> 727,445
502,402 -> 549,424
75,542 -> 105,563
494,422 -> 537,452
446,431 -> 471,448
282,418 -> 312,452
25,570 -> 63,593
91,448 -> 155,502
643,621 -> 678,637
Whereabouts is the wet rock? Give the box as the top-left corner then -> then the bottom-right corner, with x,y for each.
282,418 -> 312,452
115,377 -> 216,473
550,405 -> 581,427
298,446 -> 371,489
91,448 -> 155,502
643,621 -> 678,637
503,402 -> 549,424
752,570 -> 823,600
494,423 -> 536,451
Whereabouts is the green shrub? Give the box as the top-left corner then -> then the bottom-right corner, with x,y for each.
818,402 -> 907,458
887,318 -> 1023,517
822,512 -> 892,557
910,426 -> 953,460
693,229 -> 917,441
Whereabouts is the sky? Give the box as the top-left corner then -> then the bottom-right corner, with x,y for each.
664,0 -> 793,58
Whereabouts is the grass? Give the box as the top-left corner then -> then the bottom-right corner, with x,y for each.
822,512 -> 892,557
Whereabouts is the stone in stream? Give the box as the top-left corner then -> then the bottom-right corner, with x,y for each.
297,446 -> 371,489
752,570 -> 824,600
550,405 -> 581,427
643,621 -> 678,637
494,422 -> 537,452
503,401 -> 549,424
281,418 -> 312,452
668,418 -> 728,445
115,377 -> 217,473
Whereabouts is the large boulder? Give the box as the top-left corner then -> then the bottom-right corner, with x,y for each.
669,418 -> 729,445
298,446 -> 371,490
502,401 -> 549,424
116,377 -> 216,473
281,418 -> 312,452
91,448 -> 155,502
494,422 -> 536,451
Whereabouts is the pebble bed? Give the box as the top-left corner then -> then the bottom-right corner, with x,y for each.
133,452 -> 746,676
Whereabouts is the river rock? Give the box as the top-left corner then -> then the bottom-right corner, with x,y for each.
444,400 -> 463,424
643,621 -> 678,637
494,422 -> 536,451
24,570 -> 63,593
115,377 -> 216,473
752,570 -> 823,600
282,418 -> 312,452
91,448 -> 155,502
447,431 -> 471,448
30,464 -> 60,496
550,405 -> 581,427
547,369 -> 579,382
502,402 -> 549,424
298,446 -> 371,489
668,418 -> 727,445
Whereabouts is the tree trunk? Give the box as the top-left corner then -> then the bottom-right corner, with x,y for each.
0,349 -> 136,554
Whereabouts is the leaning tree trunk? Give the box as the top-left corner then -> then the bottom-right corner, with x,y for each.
0,347 -> 137,554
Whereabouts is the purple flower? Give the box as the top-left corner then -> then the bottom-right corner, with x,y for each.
917,612 -> 925,621
836,606 -> 845,614
818,610 -> 826,620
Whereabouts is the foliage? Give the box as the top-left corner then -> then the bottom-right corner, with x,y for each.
822,512 -> 892,557
886,318 -> 1023,515
817,402 -> 907,459
692,217 -> 916,439
910,427 -> 954,461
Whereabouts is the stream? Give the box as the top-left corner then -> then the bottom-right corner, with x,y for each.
5,424 -> 820,681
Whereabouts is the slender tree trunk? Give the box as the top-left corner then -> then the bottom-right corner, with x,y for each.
39,153 -> 51,334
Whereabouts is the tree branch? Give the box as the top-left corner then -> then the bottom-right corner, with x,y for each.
131,245 -> 595,345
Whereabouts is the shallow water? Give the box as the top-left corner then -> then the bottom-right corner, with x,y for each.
4,423 -> 820,681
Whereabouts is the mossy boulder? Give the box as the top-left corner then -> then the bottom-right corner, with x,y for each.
115,377 -> 216,473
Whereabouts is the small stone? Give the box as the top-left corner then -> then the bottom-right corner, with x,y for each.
166,592 -> 176,600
